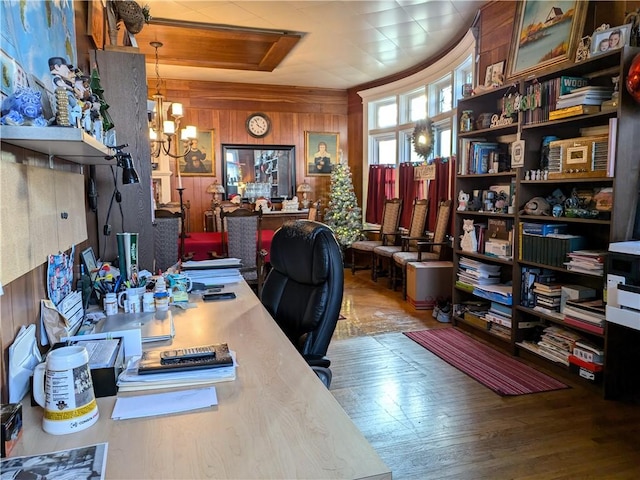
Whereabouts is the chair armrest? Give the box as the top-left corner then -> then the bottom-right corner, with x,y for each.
400,234 -> 434,250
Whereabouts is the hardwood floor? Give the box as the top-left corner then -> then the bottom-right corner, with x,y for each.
329,270 -> 640,479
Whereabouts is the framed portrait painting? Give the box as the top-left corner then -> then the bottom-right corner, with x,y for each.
506,0 -> 587,80
180,130 -> 215,176
305,132 -> 339,176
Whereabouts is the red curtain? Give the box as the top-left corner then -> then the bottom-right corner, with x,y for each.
427,157 -> 456,233
366,165 -> 396,223
399,163 -> 419,228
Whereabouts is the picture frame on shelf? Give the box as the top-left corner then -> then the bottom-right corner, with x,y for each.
590,24 -> 632,56
179,130 -> 215,176
484,61 -> 505,87
506,0 -> 587,80
305,132 -> 339,176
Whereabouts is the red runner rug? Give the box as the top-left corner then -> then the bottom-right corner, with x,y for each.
404,328 -> 569,396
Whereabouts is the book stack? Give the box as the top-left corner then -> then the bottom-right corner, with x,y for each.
484,301 -> 512,340
532,282 -> 563,316
536,325 -> 582,366
563,298 -> 606,335
573,339 -> 604,364
457,257 -> 501,288
569,339 -> 604,382
564,250 -> 607,276
555,86 -> 613,109
520,267 -> 555,308
548,86 -> 613,119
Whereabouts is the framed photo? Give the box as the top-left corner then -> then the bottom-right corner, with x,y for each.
180,130 -> 215,176
506,0 -> 587,80
484,61 -> 505,87
590,24 -> 632,56
305,132 -> 339,176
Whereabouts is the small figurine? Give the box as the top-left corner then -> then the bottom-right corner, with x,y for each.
457,190 -> 469,211
522,196 -> 551,216
460,219 -> 478,252
0,87 -> 48,126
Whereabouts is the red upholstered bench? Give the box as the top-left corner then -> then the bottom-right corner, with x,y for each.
181,231 -> 275,262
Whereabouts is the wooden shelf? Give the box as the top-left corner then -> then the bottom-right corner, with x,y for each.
0,126 -> 112,164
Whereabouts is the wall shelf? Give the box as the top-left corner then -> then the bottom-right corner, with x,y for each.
0,126 -> 112,164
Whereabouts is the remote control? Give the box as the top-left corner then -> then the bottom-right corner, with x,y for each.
160,345 -> 216,364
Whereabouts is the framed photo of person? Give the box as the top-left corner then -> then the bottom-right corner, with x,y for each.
180,130 -> 215,176
305,132 -> 339,176
590,24 -> 632,56
484,61 -> 505,87
506,0 -> 587,80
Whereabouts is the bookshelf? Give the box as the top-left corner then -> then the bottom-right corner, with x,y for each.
452,46 -> 640,389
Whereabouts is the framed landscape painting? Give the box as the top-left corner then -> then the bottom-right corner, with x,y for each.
507,0 -> 587,80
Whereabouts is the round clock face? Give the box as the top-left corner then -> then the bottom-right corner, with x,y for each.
246,113 -> 271,138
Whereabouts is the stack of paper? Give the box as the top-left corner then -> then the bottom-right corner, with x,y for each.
181,258 -> 244,286
116,352 -> 237,392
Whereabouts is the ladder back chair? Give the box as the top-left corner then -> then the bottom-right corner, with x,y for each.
350,198 -> 403,279
221,208 -> 267,296
372,198 -> 429,287
392,199 -> 452,299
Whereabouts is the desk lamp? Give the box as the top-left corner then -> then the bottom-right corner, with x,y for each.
297,182 -> 312,209
101,145 -> 141,257
206,181 -> 226,209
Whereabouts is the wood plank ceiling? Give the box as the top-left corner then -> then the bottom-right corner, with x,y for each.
134,18 -> 303,73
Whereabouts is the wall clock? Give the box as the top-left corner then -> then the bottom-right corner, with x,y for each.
246,113 -> 271,138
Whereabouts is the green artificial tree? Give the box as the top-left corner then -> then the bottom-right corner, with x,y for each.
324,158 -> 362,248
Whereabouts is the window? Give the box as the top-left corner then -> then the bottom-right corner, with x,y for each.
370,135 -> 397,165
359,30 -> 476,214
373,99 -> 397,129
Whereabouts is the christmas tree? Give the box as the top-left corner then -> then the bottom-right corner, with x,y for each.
324,157 -> 362,248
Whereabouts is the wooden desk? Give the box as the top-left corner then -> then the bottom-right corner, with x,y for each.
260,210 -> 309,230
16,281 -> 391,479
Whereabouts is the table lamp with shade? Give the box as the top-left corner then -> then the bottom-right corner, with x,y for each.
297,182 -> 312,209
206,181 -> 226,209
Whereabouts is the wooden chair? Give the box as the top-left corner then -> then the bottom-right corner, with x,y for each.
350,198 -> 403,279
372,198 -> 429,286
391,200 -> 452,299
221,208 -> 267,296
307,200 -> 320,221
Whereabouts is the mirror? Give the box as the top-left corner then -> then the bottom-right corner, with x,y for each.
222,144 -> 296,201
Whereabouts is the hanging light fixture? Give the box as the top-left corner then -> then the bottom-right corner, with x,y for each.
149,41 -> 197,159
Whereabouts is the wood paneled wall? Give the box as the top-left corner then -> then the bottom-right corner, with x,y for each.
157,79 -> 348,232
3,0 -> 638,402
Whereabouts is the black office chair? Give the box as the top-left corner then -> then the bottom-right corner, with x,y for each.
261,220 -> 344,387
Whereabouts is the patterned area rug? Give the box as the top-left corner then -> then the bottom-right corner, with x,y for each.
404,328 -> 569,396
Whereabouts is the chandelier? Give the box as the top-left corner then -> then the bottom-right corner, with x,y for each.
149,41 -> 197,159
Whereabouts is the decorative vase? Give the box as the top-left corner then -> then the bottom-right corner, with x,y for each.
626,53 -> 640,104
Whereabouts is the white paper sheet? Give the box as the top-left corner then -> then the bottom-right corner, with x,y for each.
111,386 -> 218,420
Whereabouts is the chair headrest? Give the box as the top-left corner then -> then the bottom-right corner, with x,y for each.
270,221 -> 341,285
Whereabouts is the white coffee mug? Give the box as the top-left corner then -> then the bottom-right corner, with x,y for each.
118,286 -> 145,313
33,346 -> 99,435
